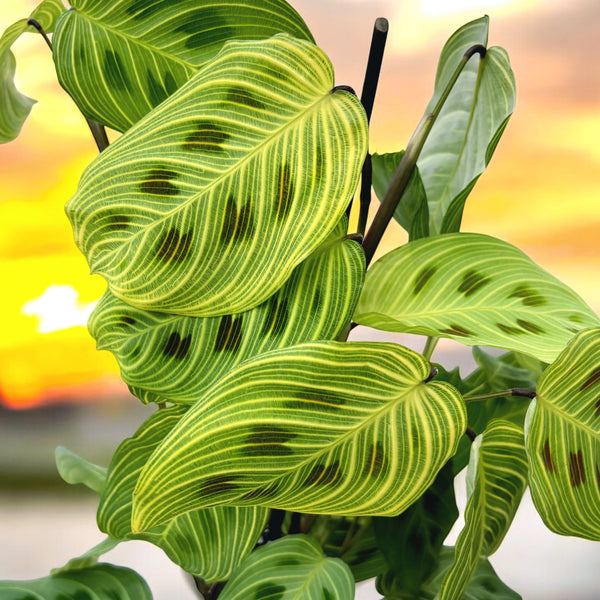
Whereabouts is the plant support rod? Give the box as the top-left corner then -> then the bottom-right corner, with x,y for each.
362,43 -> 487,265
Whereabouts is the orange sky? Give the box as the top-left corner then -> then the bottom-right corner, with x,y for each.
0,0 -> 598,407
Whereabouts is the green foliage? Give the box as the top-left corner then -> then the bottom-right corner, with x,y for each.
2,2 -> 599,598
525,327 -> 600,539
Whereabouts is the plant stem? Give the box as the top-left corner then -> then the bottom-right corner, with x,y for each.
266,508 -> 285,541
362,43 -> 486,266
347,17 -> 389,227
339,517 -> 371,557
28,18 -> 110,153
422,336 -> 439,361
300,513 -> 318,534
464,388 -> 536,403
465,426 -> 478,442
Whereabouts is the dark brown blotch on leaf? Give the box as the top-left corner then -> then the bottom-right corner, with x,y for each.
140,168 -> 180,197
508,284 -> 547,307
275,164 -> 294,220
163,332 -> 191,360
569,450 -> 586,487
214,314 -> 243,353
457,269 -> 491,297
301,460 -> 341,487
439,324 -> 473,337
156,228 -> 193,263
542,439 -> 555,473
183,120 -> 230,153
413,265 -> 437,295
581,367 -> 600,392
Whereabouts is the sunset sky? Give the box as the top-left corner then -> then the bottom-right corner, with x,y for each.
0,0 -> 598,407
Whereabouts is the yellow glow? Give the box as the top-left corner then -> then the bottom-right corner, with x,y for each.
420,0 -> 516,16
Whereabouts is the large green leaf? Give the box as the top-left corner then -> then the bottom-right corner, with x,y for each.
66,35 -> 367,317
89,230 -> 364,404
53,0 -> 313,132
97,404 -> 268,581
417,16 -> 516,234
131,341 -> 466,531
438,420 -> 527,600
0,563 -> 152,599
423,547 -> 521,600
218,535 -> 354,600
354,233 -> 600,363
374,460 -> 458,598
0,0 -> 65,143
525,327 -> 600,539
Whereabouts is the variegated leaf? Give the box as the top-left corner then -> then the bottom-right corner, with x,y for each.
66,35 -> 367,316
218,535 -> 354,600
439,420 -> 528,600
420,16 -> 516,234
97,404 -> 268,581
0,563 -> 152,600
89,231 -> 364,404
53,0 -> 313,132
0,0 -> 65,143
55,446 -> 107,494
525,327 -> 600,539
354,233 -> 600,363
132,341 -> 466,531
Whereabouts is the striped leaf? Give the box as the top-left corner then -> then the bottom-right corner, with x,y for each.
89,232 -> 364,404
0,0 -> 65,143
439,420 -> 528,600
66,35 -> 367,316
132,341 -> 466,531
97,404 -> 268,581
55,446 -> 107,494
354,233 -> 600,363
524,327 -> 600,540
419,16 -> 516,234
53,0 -> 313,132
0,563 -> 152,600
424,547 -> 521,600
218,535 -> 354,600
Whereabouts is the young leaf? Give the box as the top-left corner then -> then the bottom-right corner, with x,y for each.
97,404 -> 268,581
218,535 -> 354,600
373,460 -> 458,597
438,420 -> 528,600
53,537 -> 121,573
55,445 -> 107,494
0,563 -> 152,599
354,233 -> 600,363
422,547 -> 521,600
66,35 -> 368,317
53,0 -> 313,132
525,327 -> 600,540
371,151 -> 430,239
88,233 -> 364,404
0,0 -> 65,143
418,16 -> 516,234
131,341 -> 466,531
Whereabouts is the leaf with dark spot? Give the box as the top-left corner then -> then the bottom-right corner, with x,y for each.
508,284 -> 547,307
253,582 -> 286,600
226,86 -> 266,110
542,439 -> 555,473
364,441 -> 388,477
581,367 -> 600,392
569,450 -> 586,487
106,214 -> 131,230
156,228 -> 193,262
103,49 -> 130,90
239,483 -> 279,502
439,324 -> 473,337
322,587 -> 334,600
286,388 -> 347,412
163,332 -> 192,360
117,316 -> 136,327
140,169 -> 179,196
496,322 -> 526,336
214,314 -> 243,353
275,164 -> 294,220
413,265 -> 437,295
198,475 -> 241,499
457,269 -> 491,296
183,120 -> 230,152
302,461 -> 341,488
516,319 -> 545,334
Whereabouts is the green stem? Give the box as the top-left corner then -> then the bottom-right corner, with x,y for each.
361,44 -> 486,266
422,336 -> 439,361
339,517 -> 371,557
464,388 -> 536,403
465,426 -> 478,442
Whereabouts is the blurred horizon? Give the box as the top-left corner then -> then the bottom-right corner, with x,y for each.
0,0 -> 599,407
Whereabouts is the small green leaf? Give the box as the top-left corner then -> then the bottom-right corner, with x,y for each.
374,460 -> 458,598
525,327 -> 600,540
418,16 -> 516,234
97,404 -> 268,581
0,0 -> 65,143
423,547 -> 521,600
132,341 -> 466,531
354,233 -> 600,363
89,231 -> 364,404
53,0 -> 313,131
66,35 -> 367,316
0,563 -> 152,599
371,151 -> 429,239
55,446 -> 107,494
438,420 -> 528,600
218,535 -> 354,600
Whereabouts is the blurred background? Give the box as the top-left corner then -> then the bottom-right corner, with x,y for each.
0,0 -> 599,598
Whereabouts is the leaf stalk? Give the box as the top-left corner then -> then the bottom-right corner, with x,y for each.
464,388 -> 536,403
